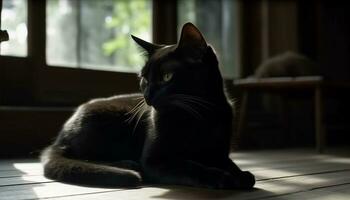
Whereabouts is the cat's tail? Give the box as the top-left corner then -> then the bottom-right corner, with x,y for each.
40,145 -> 142,188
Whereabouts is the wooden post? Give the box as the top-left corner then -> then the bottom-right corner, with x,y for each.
27,0 -> 46,63
152,0 -> 177,44
235,91 -> 248,148
0,0 -> 2,29
315,86 -> 325,153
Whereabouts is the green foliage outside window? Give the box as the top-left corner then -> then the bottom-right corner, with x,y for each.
46,0 -> 151,72
103,0 -> 151,70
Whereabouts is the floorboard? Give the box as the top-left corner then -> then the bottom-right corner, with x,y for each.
0,148 -> 349,200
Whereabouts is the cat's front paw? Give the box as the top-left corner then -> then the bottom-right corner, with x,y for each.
217,171 -> 255,189
236,171 -> 255,189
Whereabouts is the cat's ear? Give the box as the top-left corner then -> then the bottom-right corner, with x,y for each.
178,23 -> 207,50
131,35 -> 162,56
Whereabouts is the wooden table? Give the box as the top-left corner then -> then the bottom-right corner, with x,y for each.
233,76 -> 325,153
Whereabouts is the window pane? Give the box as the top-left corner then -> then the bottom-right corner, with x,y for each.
46,0 -> 78,67
178,0 -> 239,78
46,0 -> 152,72
0,0 -> 27,57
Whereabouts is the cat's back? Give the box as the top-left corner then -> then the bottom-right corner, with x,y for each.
55,93 -> 148,161
61,93 -> 145,131
81,93 -> 144,114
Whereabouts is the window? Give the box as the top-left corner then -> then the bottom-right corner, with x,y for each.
0,0 -> 27,56
0,0 -> 193,105
46,0 -> 152,72
178,0 -> 240,78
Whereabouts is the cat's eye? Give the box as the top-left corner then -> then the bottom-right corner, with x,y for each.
163,72 -> 173,82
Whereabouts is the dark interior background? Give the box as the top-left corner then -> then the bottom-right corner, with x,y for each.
0,0 -> 349,157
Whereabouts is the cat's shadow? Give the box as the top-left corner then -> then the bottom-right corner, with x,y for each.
149,185 -> 277,200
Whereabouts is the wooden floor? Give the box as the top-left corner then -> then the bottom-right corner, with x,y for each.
1,148 -> 350,200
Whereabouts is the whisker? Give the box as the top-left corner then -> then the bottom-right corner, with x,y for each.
174,94 -> 217,106
182,102 -> 204,120
181,98 -> 212,110
132,96 -> 145,100
172,101 -> 203,120
171,94 -> 216,111
132,103 -> 148,134
125,100 -> 145,123
127,100 -> 144,115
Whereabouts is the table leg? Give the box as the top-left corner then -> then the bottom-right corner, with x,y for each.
235,91 -> 248,149
315,86 -> 325,153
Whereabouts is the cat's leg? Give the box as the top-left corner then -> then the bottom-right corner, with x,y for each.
101,160 -> 142,172
142,159 -> 254,189
215,158 -> 256,189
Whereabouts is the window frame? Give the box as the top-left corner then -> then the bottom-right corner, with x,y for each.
0,0 -> 177,106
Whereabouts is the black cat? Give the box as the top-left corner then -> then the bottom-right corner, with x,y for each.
41,23 -> 255,189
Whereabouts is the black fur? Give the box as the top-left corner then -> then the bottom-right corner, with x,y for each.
41,23 -> 255,189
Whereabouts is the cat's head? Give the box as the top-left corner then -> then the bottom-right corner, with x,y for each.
132,23 -> 223,110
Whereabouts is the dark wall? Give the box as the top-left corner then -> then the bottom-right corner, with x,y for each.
238,0 -> 350,149
299,1 -> 350,81
318,2 -> 350,81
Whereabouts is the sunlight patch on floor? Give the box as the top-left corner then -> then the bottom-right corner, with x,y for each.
13,162 -> 43,175
327,157 -> 350,164
32,183 -> 117,199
